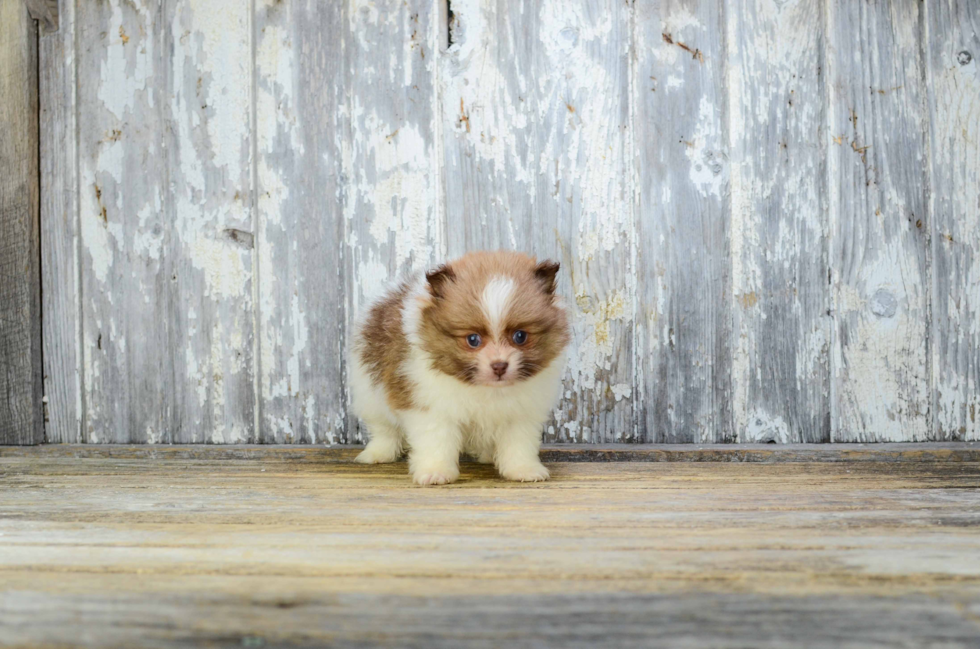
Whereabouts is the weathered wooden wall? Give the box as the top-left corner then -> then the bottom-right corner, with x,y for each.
38,0 -> 980,444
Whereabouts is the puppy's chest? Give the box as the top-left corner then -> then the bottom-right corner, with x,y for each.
417,381 -> 526,425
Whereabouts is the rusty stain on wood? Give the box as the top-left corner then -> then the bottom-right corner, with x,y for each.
661,31 -> 704,63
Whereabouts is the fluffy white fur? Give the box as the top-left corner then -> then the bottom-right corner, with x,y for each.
351,276 -> 565,485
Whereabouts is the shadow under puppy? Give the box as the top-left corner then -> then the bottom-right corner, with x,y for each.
350,251 -> 570,485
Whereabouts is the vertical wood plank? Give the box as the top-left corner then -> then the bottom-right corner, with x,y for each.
255,0 -> 347,443
0,1 -> 43,445
345,0 -> 443,440
634,0 -> 732,443
39,0 -> 81,442
442,0 -> 634,442
829,0 -> 931,441
728,0 -> 830,443
167,0 -> 255,442
928,1 -> 980,441
77,0 -> 172,443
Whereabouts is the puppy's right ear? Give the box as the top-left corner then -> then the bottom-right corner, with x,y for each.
534,260 -> 560,295
425,264 -> 456,298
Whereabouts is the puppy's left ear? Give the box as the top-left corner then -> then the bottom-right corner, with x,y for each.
425,264 -> 456,298
534,260 -> 560,295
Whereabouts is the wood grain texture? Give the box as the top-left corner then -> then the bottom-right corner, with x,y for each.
346,0 -> 443,440
829,0 -> 932,442
634,0 -> 732,443
1,454 -> 979,646
167,0 -> 255,443
928,1 -> 980,442
39,0 -> 80,443
254,0 -> 347,443
76,0 -> 172,443
0,1 -> 43,445
442,0 -> 634,442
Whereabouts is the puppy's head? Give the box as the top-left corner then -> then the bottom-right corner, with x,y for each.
419,251 -> 569,387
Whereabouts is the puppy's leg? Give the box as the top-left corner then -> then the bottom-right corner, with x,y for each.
495,421 -> 549,482
355,418 -> 404,464
402,411 -> 462,486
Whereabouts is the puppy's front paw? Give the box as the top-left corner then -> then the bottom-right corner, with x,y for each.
499,461 -> 550,483
412,466 -> 460,486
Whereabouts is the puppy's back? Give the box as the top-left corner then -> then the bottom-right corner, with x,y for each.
354,281 -> 416,411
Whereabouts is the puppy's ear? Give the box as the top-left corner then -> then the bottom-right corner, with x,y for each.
425,264 -> 456,298
534,260 -> 560,295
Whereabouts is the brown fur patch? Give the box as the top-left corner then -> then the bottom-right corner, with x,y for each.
356,282 -> 416,410
417,251 -> 570,384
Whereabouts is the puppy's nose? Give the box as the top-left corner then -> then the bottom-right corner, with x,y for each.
491,361 -> 508,378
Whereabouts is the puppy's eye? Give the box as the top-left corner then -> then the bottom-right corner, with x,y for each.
466,333 -> 482,348
512,330 -> 528,345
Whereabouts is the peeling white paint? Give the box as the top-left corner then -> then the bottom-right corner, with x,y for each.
442,0 -> 533,187
611,383 -> 632,402
685,96 -> 727,198
354,116 -> 433,282
742,410 -> 792,444
98,0 -> 154,120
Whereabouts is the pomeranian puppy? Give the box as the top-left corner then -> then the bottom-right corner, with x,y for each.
350,251 -> 570,485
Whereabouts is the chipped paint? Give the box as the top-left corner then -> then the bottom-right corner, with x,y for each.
97,0 -> 154,119
742,410 -> 792,444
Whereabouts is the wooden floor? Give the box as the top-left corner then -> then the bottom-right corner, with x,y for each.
2,445 -> 980,648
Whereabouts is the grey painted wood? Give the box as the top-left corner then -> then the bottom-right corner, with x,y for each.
442,0 -> 634,443
345,0 -> 443,441
0,1 -> 43,445
254,0 -> 347,443
829,0 -> 931,442
928,0 -> 980,442
634,0 -> 732,443
728,0 -> 830,443
76,0 -> 173,443
38,0 -> 79,443
167,0 -> 255,443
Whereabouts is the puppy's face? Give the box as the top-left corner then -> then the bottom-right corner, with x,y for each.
419,252 -> 569,387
